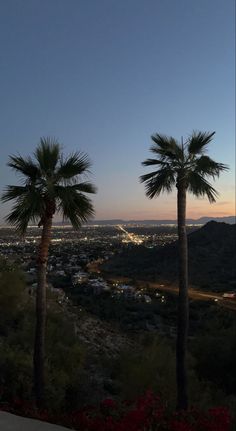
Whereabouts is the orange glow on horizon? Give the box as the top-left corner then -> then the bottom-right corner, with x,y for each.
95,201 -> 235,221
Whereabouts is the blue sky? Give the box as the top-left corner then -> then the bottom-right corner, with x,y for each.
0,0 -> 235,221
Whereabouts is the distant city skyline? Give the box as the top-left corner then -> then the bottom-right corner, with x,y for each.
0,0 -> 235,222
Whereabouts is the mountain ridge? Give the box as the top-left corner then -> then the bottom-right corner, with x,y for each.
50,215 -> 236,226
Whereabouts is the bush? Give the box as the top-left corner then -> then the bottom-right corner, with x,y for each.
0,261 -> 86,410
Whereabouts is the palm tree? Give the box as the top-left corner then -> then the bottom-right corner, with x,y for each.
140,131 -> 228,410
2,137 -> 96,406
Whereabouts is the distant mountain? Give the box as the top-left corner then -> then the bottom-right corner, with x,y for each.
194,216 -> 235,224
85,216 -> 235,226
102,221 -> 236,290
48,215 -> 235,226
2,215 -> 235,228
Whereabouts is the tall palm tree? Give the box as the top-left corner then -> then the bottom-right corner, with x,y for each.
2,137 -> 96,406
140,131 -> 228,410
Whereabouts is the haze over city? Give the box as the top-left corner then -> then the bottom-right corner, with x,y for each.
0,0 -> 235,222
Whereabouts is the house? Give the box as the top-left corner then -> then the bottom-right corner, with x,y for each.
72,271 -> 89,285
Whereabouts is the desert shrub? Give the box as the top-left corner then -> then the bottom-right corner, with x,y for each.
0,260 -> 86,410
114,335 -> 176,406
0,342 -> 33,400
113,333 -> 236,415
0,260 -> 27,335
190,308 -> 236,395
45,311 -> 86,409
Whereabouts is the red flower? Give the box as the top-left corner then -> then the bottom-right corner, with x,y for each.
1,391 -> 233,431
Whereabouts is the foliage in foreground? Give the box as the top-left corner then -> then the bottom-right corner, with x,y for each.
0,257 -> 235,425
1,390 -> 232,431
0,259 -> 86,408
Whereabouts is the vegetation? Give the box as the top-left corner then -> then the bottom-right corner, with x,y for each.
140,131 -> 228,409
0,259 -> 86,409
1,138 -> 96,406
2,392 -> 232,431
0,257 -> 235,429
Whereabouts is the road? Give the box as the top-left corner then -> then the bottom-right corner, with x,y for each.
104,274 -> 236,311
117,225 -> 143,244
90,255 -> 236,312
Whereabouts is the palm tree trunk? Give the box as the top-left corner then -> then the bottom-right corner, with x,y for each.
176,179 -> 189,410
33,215 -> 52,407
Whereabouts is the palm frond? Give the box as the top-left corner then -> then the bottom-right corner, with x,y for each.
6,208 -> 30,234
140,170 -> 159,183
187,131 -> 215,154
56,186 -> 94,229
142,158 -> 168,167
35,137 -> 60,173
151,134 -> 174,150
2,185 -> 29,202
150,134 -> 183,160
187,171 -> 219,203
150,147 -> 182,163
194,156 -> 228,178
8,155 -> 40,180
69,182 -> 97,194
140,168 -> 176,199
56,152 -> 92,180
4,188 -> 44,234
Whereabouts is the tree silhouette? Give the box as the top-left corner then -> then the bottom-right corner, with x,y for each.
140,131 -> 228,409
2,137 -> 96,406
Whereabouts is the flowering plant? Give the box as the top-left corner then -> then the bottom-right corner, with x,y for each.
0,390 -> 232,431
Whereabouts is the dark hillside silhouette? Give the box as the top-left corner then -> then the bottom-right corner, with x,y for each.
103,222 -> 236,289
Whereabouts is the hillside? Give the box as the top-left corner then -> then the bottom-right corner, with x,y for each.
102,222 -> 236,290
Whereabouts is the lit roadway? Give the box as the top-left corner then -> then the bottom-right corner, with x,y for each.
104,274 -> 236,312
117,225 -> 143,245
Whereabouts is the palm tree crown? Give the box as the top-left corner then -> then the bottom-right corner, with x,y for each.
140,131 -> 228,200
2,137 -> 96,233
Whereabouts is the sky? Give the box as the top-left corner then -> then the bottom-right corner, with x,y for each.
0,0 -> 235,222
